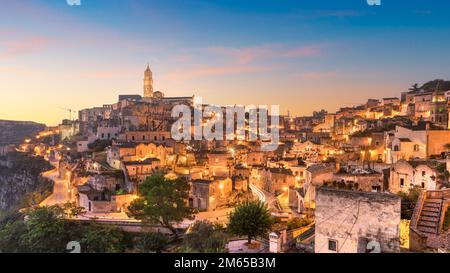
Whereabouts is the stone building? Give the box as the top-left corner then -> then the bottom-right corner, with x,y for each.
207,150 -> 233,177
189,178 -> 233,211
106,142 -> 173,170
330,170 -> 384,192
123,158 -> 161,183
315,187 -> 401,253
119,131 -> 171,143
389,123 -> 450,163
389,160 -> 440,194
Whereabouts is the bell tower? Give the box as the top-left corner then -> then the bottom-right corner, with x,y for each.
144,65 -> 153,98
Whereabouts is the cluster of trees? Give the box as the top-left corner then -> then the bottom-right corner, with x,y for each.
409,80 -> 450,93
180,221 -> 228,253
128,174 -> 274,250
0,203 -> 128,253
1,173 -> 275,253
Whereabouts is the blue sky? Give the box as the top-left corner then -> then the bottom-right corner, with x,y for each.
1,0 -> 450,125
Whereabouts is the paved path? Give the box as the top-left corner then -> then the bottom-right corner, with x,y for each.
40,169 -> 72,206
249,183 -> 281,212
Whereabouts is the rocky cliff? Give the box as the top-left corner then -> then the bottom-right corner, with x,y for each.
0,120 -> 46,145
0,152 -> 53,212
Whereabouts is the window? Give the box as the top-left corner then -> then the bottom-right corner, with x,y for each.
400,178 -> 404,187
328,239 -> 338,252
372,186 -> 381,192
422,171 -> 426,176
422,182 -> 425,188
394,145 -> 399,151
413,145 -> 419,152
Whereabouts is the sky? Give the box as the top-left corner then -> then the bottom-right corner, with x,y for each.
1,0 -> 450,126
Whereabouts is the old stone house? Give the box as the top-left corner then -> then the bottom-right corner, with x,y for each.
315,187 -> 401,253
189,178 -> 233,211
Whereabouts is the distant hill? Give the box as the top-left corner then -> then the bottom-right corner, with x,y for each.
0,120 -> 46,145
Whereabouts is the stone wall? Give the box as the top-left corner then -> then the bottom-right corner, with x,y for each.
315,187 -> 401,253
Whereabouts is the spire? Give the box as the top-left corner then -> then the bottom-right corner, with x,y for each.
144,64 -> 153,98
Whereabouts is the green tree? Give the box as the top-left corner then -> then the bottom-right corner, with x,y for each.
228,201 -> 273,245
19,205 -> 75,253
420,79 -> 450,92
0,205 -> 128,253
0,212 -> 27,253
182,220 -> 228,253
80,222 -> 125,253
408,83 -> 421,93
136,232 -> 168,253
127,174 -> 193,239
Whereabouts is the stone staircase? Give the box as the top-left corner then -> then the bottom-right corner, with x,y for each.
417,198 -> 443,235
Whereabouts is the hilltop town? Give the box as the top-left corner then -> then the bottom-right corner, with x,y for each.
1,66 -> 450,253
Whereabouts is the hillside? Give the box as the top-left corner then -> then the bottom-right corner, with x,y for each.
0,152 -> 53,213
0,120 -> 46,145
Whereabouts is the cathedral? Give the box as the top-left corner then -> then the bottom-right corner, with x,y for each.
143,65 -> 153,98
140,65 -> 192,103
143,65 -> 165,99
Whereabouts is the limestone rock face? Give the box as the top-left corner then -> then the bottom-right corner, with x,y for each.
0,153 -> 53,212
0,172 -> 36,210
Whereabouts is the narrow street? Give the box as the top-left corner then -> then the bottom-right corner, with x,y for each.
40,169 -> 72,206
249,183 -> 282,212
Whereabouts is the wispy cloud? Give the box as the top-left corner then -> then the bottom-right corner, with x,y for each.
166,65 -> 273,81
0,36 -> 54,58
208,44 -> 322,65
165,44 -> 323,81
